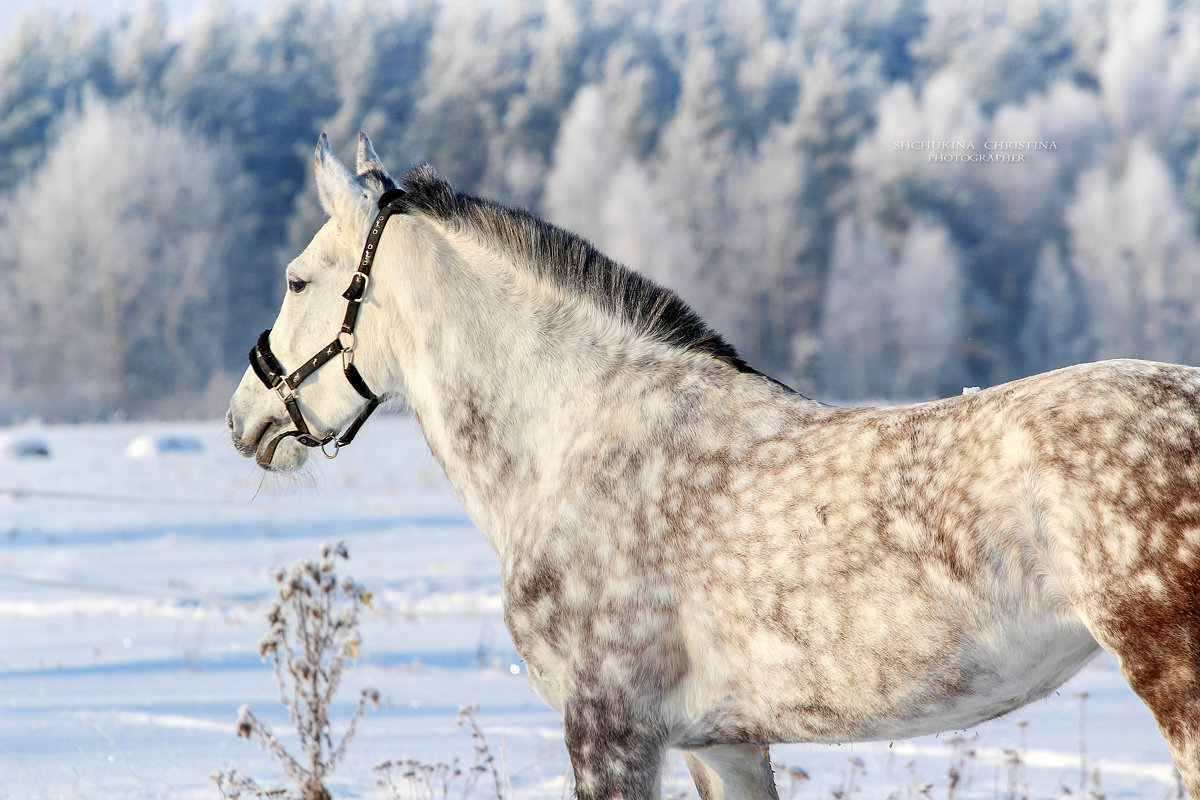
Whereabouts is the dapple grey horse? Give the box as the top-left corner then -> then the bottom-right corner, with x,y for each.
229,134 -> 1200,799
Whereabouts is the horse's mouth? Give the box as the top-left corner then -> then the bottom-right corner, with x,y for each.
229,413 -> 285,468
253,420 -> 327,471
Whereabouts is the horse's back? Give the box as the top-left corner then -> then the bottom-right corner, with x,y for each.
801,357 -> 1200,646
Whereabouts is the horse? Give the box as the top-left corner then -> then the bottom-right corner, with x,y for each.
228,133 -> 1200,800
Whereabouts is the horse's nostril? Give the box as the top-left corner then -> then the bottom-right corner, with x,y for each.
226,409 -> 234,430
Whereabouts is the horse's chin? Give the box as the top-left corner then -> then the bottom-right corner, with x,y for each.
254,427 -> 313,472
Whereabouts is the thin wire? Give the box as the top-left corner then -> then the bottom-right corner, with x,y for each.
1,484 -> 470,520
0,571 -> 261,608
1,486 -> 237,508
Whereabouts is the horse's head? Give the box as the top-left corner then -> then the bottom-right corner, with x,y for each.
228,133 -> 404,471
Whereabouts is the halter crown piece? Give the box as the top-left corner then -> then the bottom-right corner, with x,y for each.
249,189 -> 408,464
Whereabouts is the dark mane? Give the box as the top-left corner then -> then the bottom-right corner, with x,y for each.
398,165 -> 757,374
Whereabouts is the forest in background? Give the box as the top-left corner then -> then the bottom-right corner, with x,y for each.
1,0 -> 1199,421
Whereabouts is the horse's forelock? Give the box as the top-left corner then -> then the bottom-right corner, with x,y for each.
397,165 -> 755,375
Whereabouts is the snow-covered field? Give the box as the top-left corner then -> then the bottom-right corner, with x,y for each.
0,416 -> 1184,799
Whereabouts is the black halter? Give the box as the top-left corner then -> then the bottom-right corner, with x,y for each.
249,189 -> 407,464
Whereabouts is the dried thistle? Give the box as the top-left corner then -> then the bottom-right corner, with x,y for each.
213,541 -> 377,800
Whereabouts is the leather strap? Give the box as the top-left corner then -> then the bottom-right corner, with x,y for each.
247,189 -> 408,463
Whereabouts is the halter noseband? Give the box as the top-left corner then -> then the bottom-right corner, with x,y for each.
249,189 -> 407,465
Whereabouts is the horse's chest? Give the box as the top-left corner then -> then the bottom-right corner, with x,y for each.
500,537 -> 689,711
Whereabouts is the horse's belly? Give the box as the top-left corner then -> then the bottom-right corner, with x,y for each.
676,605 -> 1101,746
867,621 -> 1101,738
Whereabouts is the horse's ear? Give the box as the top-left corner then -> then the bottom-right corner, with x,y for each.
314,133 -> 366,221
356,133 -> 387,176
356,132 -> 398,195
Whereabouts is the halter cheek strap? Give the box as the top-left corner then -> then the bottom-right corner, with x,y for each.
249,189 -> 408,464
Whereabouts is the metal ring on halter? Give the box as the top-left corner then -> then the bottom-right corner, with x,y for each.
321,439 -> 341,459
339,330 -> 357,370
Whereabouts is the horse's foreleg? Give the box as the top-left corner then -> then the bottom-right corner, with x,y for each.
683,744 -> 780,800
563,695 -> 667,800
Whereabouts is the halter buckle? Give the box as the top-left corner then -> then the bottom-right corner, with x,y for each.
343,272 -> 370,303
297,433 -> 327,449
273,381 -> 294,404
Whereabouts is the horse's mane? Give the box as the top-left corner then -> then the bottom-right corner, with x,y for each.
398,165 -> 757,375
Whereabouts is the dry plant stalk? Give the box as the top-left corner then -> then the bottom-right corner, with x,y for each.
374,705 -> 505,800
214,541 -> 379,800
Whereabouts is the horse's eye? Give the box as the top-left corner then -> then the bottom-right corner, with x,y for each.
288,278 -> 309,294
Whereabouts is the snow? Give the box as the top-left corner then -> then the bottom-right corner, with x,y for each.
1,432 -> 51,459
123,433 -> 205,459
0,415 -> 1182,799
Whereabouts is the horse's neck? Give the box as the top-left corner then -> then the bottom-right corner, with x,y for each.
392,253 -> 705,553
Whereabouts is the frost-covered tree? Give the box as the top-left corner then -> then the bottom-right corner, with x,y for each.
852,69 -> 987,224
974,80 -> 1110,378
1019,242 -> 1092,372
509,0 -> 588,145
983,80 -> 1109,237
890,216 -> 964,398
109,1 -> 176,107
909,0 -> 1082,109
598,35 -> 679,161
0,95 -> 252,420
724,117 -> 818,381
161,0 -> 255,140
598,161 -> 698,295
405,0 -> 571,203
654,42 -> 745,340
1097,0 -> 1200,152
791,0 -> 924,83
1066,139 -> 1200,364
818,215 -> 964,400
543,85 -> 696,292
162,0 -> 341,359
285,0 -> 436,254
818,217 -> 895,400
0,10 -> 112,191
787,50 -> 882,285
542,86 -> 620,240
403,0 -> 498,188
